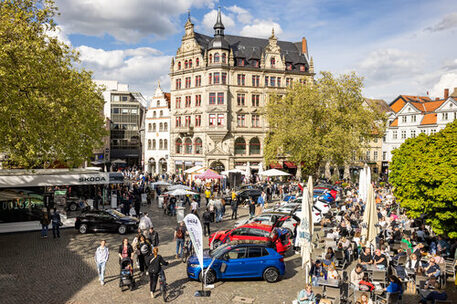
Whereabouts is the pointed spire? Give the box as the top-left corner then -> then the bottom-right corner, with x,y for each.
187,9 -> 191,22
157,80 -> 161,89
214,6 -> 225,37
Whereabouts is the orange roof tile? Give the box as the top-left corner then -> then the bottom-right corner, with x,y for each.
420,113 -> 437,125
390,118 -> 398,127
390,98 -> 406,113
402,95 -> 431,102
409,100 -> 445,113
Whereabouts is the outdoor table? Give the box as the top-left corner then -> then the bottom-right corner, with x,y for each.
317,278 -> 340,288
365,264 -> 387,273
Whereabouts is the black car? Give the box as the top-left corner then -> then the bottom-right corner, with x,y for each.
236,189 -> 262,202
75,209 -> 139,235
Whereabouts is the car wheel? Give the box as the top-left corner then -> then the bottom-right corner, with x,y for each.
79,224 -> 88,234
118,225 -> 127,235
199,269 -> 216,284
68,203 -> 78,212
263,267 -> 280,283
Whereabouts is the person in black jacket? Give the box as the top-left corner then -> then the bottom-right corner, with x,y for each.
118,238 -> 134,265
146,247 -> 169,298
202,208 -> 211,237
147,226 -> 159,248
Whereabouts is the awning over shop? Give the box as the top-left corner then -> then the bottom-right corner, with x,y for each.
284,161 -> 297,168
269,162 -> 282,169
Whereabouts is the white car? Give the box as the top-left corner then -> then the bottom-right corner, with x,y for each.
234,212 -> 300,235
270,204 -> 323,224
282,198 -> 331,215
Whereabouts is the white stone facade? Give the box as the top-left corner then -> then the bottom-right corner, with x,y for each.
144,85 -> 171,174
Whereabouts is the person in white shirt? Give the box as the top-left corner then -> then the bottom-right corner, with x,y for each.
94,240 -> 109,285
139,212 -> 152,237
129,205 -> 137,217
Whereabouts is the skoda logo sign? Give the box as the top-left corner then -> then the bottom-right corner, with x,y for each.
79,176 -> 106,182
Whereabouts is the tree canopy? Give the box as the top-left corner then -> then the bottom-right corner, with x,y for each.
390,120 -> 457,238
0,0 -> 106,168
264,71 -> 385,178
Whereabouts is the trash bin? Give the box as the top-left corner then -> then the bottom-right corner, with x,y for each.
158,196 -> 164,209
176,206 -> 185,223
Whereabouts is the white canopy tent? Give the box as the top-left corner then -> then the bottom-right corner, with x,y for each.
258,169 -> 291,177
166,189 -> 197,196
167,184 -> 191,191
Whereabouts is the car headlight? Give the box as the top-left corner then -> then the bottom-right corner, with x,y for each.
189,264 -> 199,268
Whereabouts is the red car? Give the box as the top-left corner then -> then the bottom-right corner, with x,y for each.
314,186 -> 338,200
208,223 -> 291,255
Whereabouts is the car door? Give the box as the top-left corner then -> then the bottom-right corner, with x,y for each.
228,227 -> 248,242
220,247 -> 248,278
244,246 -> 265,277
98,211 -> 117,231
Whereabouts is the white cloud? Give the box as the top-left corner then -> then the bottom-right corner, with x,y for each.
77,46 -> 172,96
45,25 -> 71,46
429,72 -> 457,98
226,5 -> 252,24
55,0 -> 216,43
240,20 -> 283,38
425,12 -> 457,32
200,9 -> 236,34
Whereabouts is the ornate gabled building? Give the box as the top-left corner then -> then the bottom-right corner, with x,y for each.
169,9 -> 314,173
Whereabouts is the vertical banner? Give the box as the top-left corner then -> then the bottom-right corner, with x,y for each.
184,214 -> 204,271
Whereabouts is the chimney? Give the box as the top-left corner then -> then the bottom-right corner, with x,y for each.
301,37 -> 308,56
435,97 -> 439,101
444,88 -> 449,99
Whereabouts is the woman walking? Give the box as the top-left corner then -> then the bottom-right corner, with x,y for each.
146,247 -> 169,298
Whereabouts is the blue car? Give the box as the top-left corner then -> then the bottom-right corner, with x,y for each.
187,242 -> 285,284
313,189 -> 334,203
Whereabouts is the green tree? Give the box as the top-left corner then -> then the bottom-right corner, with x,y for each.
390,120 -> 457,238
265,71 -> 385,178
0,0 -> 106,168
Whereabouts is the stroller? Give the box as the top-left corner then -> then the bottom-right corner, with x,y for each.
119,257 -> 135,291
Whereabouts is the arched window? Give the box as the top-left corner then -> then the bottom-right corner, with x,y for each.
164,139 -> 168,149
196,58 -> 199,66
214,52 -> 220,63
148,139 -> 151,150
152,123 -> 156,132
249,137 -> 261,155
164,122 -> 168,131
159,122 -> 163,132
271,57 -> 276,68
178,62 -> 181,70
159,139 -> 163,150
222,53 -> 226,63
185,138 -> 192,154
209,54 -> 212,63
185,60 -> 188,69
234,137 -> 246,155
160,110 -> 163,117
175,138 -> 182,154
152,139 -> 156,150
148,123 -> 152,132
189,59 -> 192,68
194,137 -> 202,154
156,100 -> 160,107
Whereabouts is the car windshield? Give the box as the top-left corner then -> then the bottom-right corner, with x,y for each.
210,243 -> 232,258
106,209 -> 125,218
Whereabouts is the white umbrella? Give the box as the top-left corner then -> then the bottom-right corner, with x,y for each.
307,176 -> 314,238
221,168 -> 246,175
258,169 -> 291,177
362,183 -> 378,249
184,165 -> 204,174
166,189 -> 197,196
298,180 -> 313,274
358,167 -> 367,203
168,184 -> 191,190
151,181 -> 171,187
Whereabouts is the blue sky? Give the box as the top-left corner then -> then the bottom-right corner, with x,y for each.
53,0 -> 457,101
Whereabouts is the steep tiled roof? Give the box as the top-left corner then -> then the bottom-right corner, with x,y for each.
420,113 -> 437,125
410,100 -> 445,113
401,95 -> 431,102
390,118 -> 398,127
390,98 -> 406,113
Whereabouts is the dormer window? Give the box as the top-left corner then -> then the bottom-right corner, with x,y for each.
178,62 -> 181,70
253,60 -> 259,67
237,58 -> 245,66
189,59 -> 192,68
271,57 -> 276,68
299,64 -> 305,72
222,53 -> 226,63
196,58 -> 199,67
286,63 -> 292,70
214,52 -> 220,63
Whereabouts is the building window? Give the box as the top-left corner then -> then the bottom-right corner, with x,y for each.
160,110 -> 163,117
253,59 -> 259,67
148,139 -> 151,150
195,75 -> 201,87
185,115 -> 191,127
185,77 -> 191,88
178,62 -> 181,70
209,114 -> 216,126
237,58 -> 245,66
286,78 -> 293,87
185,96 -> 191,107
249,137 -> 261,155
175,117 -> 181,127
299,64 -> 305,72
222,72 -> 227,84
195,115 -> 201,127
208,73 -> 212,85
196,58 -> 199,66
431,129 -> 436,135
277,77 -> 281,87
217,92 -> 224,105
237,74 -> 246,86
175,138 -> 182,154
234,137 -> 246,155
393,130 -> 397,139
175,79 -> 181,90
164,122 -> 168,131
195,95 -> 201,107
159,139 -> 163,150
265,76 -> 269,86
152,123 -> 156,132
152,139 -> 156,150
213,72 -> 220,84
156,101 -> 160,107
252,114 -> 260,127
366,151 -> 370,161
148,123 -> 152,132
164,139 -> 168,149
401,130 -> 406,139
411,130 -> 416,138
252,75 -> 260,87
270,57 -> 275,68
209,54 -> 212,63
222,53 -> 226,63
237,114 -> 246,127
252,95 -> 260,107
443,113 -> 448,120
214,52 -> 220,63
286,63 -> 292,71
159,122 -> 163,131
373,151 -> 378,161
175,97 -> 181,108
270,77 -> 276,87
402,116 -> 407,123
412,115 -> 416,122
209,93 -> 216,105
185,138 -> 192,154
189,59 -> 192,68
217,114 -> 224,126
184,60 -> 188,69
237,94 -> 245,106
383,151 -> 387,161
153,111 -> 156,118
194,138 -> 202,154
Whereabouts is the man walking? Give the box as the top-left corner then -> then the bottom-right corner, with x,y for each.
50,208 -> 61,239
202,208 -> 212,237
94,240 -> 109,286
40,209 -> 50,238
231,195 -> 238,220
139,212 -> 152,237
147,226 -> 159,248
174,221 -> 187,259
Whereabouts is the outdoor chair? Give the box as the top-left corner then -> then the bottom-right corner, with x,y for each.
396,255 -> 407,266
334,250 -> 347,270
312,285 -> 324,299
325,286 -> 340,301
371,270 -> 387,286
375,291 -> 403,304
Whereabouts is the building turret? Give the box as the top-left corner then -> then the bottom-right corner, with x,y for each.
208,7 -> 230,50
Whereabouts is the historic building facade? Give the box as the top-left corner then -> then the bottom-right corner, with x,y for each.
144,84 -> 171,174
169,10 -> 315,173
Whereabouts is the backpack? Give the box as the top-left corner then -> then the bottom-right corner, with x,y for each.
176,227 -> 184,239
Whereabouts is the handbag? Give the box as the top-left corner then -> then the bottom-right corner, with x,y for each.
58,221 -> 63,227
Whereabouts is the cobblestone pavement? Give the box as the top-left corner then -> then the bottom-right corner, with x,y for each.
1,201 -> 456,304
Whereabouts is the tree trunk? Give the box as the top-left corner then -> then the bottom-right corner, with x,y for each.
324,161 -> 331,180
296,162 -> 302,180
343,163 -> 350,180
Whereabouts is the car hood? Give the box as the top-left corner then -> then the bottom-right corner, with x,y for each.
118,216 -> 139,223
188,251 -> 213,267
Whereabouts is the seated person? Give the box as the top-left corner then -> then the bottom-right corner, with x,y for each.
327,264 -> 339,280
310,260 -> 327,286
326,229 -> 339,240
323,254 -> 335,270
358,273 -> 375,292
357,292 -> 373,304
385,275 -> 403,294
326,247 -> 335,259
359,247 -> 374,266
350,264 -> 364,287
424,258 -> 441,278
373,249 -> 388,269
295,284 -> 316,304
405,253 -> 420,273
